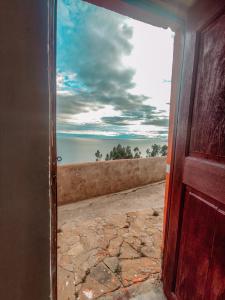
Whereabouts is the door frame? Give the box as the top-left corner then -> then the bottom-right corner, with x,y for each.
49,0 -> 57,299
49,1 -> 186,299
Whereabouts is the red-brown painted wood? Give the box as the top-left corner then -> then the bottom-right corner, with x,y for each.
190,13 -> 225,159
183,157 -> 225,205
204,209 -> 225,299
163,1 -> 225,299
175,191 -> 217,299
163,24 -> 198,300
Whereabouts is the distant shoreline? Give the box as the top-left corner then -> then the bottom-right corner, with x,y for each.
57,134 -> 167,164
57,133 -> 168,142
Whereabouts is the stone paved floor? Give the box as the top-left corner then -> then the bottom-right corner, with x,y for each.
58,181 -> 166,300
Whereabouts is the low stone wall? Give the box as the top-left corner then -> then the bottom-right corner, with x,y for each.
57,157 -> 166,205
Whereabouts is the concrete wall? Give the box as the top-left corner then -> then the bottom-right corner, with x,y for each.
58,157 -> 166,205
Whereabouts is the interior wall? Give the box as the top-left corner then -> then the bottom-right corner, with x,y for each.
0,1 -> 51,299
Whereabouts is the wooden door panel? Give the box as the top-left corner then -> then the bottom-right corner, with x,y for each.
204,209 -> 225,300
183,157 -> 225,205
189,13 -> 225,160
175,190 -> 216,300
163,2 -> 225,299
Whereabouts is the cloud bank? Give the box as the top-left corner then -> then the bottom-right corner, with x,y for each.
57,0 -> 172,139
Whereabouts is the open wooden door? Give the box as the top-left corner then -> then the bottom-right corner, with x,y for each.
163,1 -> 225,299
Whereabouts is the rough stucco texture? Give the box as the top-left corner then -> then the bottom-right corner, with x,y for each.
58,157 -> 166,205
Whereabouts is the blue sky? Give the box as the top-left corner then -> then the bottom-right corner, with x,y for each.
57,0 -> 174,140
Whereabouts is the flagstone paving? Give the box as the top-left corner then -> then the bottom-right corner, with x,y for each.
58,181 -> 166,300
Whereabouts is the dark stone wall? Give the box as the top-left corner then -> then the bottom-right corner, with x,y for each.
0,1 -> 51,299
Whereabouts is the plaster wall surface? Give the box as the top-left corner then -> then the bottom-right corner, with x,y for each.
0,1 -> 51,299
58,157 -> 166,205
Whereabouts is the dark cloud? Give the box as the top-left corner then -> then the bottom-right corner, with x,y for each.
101,116 -> 136,126
57,122 -> 106,132
57,93 -> 104,116
57,0 -> 169,133
101,104 -> 168,127
142,117 -> 169,127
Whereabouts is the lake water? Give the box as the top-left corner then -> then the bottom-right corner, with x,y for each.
57,135 -> 167,164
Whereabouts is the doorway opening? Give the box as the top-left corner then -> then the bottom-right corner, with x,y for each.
56,1 -> 179,299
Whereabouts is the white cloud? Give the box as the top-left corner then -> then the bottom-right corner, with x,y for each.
123,19 -> 174,114
68,105 -> 122,124
58,130 -> 119,137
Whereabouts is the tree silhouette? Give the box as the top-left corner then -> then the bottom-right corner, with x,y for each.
133,147 -> 141,158
146,148 -> 151,158
125,146 -> 133,159
160,144 -> 168,156
106,144 -> 134,160
95,143 -> 168,161
150,144 -> 161,157
95,150 -> 102,161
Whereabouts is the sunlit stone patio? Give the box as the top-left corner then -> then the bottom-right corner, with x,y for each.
58,181 -> 166,300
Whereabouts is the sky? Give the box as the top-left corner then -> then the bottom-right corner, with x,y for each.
57,0 -> 174,140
